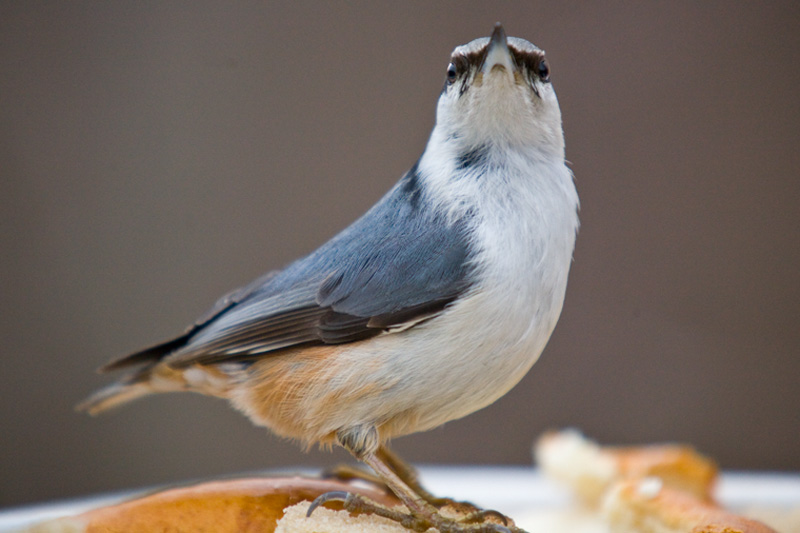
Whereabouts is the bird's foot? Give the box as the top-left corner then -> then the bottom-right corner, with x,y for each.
307,491 -> 522,533
322,463 -> 497,516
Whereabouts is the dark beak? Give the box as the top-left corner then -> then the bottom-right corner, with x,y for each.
490,23 -> 507,49
483,23 -> 515,75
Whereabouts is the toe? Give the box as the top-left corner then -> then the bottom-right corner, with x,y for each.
306,491 -> 351,517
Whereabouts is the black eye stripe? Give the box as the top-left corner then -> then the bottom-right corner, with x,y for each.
458,48 -> 488,70
508,48 -> 543,71
450,48 -> 550,84
446,45 -> 549,96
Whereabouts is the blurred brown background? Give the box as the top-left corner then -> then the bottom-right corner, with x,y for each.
1,2 -> 798,508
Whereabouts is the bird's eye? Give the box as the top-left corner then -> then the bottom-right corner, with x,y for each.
536,58 -> 550,82
446,63 -> 457,84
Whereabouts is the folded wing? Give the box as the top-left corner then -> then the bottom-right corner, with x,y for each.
103,166 -> 476,371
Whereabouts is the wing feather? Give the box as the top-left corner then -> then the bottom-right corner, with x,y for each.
106,165 -> 475,371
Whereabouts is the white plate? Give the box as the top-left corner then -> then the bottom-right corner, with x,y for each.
1,467 -> 798,532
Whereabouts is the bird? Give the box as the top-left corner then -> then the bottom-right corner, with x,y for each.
80,23 -> 579,533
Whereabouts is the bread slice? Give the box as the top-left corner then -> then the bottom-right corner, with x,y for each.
603,477 -> 777,533
27,476 -> 398,533
535,430 -> 718,506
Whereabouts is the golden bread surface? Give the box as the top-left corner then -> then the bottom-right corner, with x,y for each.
28,476 -> 397,533
536,430 -> 718,506
603,478 -> 777,533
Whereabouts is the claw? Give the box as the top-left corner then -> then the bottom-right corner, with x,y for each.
307,490 -> 351,517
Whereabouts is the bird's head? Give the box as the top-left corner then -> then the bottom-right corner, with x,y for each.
433,24 -> 564,158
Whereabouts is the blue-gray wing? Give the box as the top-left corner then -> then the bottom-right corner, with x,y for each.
103,166 -> 475,371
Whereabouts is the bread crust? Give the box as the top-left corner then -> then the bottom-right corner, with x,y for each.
603,478 -> 777,533
536,430 -> 718,505
31,477 -> 398,533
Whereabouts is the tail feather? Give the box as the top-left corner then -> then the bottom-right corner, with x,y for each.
76,379 -> 155,416
78,361 -> 229,415
99,334 -> 191,373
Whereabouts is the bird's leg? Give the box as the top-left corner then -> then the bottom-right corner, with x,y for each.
322,445 -> 436,502
326,445 -> 508,524
375,445 -> 437,502
377,445 -> 512,526
322,463 -> 387,489
308,427 -> 520,533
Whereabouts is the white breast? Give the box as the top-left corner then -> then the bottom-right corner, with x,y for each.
340,144 -> 581,438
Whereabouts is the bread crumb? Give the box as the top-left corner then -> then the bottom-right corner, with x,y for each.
636,477 -> 663,500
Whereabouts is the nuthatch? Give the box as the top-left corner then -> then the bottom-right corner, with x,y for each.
81,24 -> 579,533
